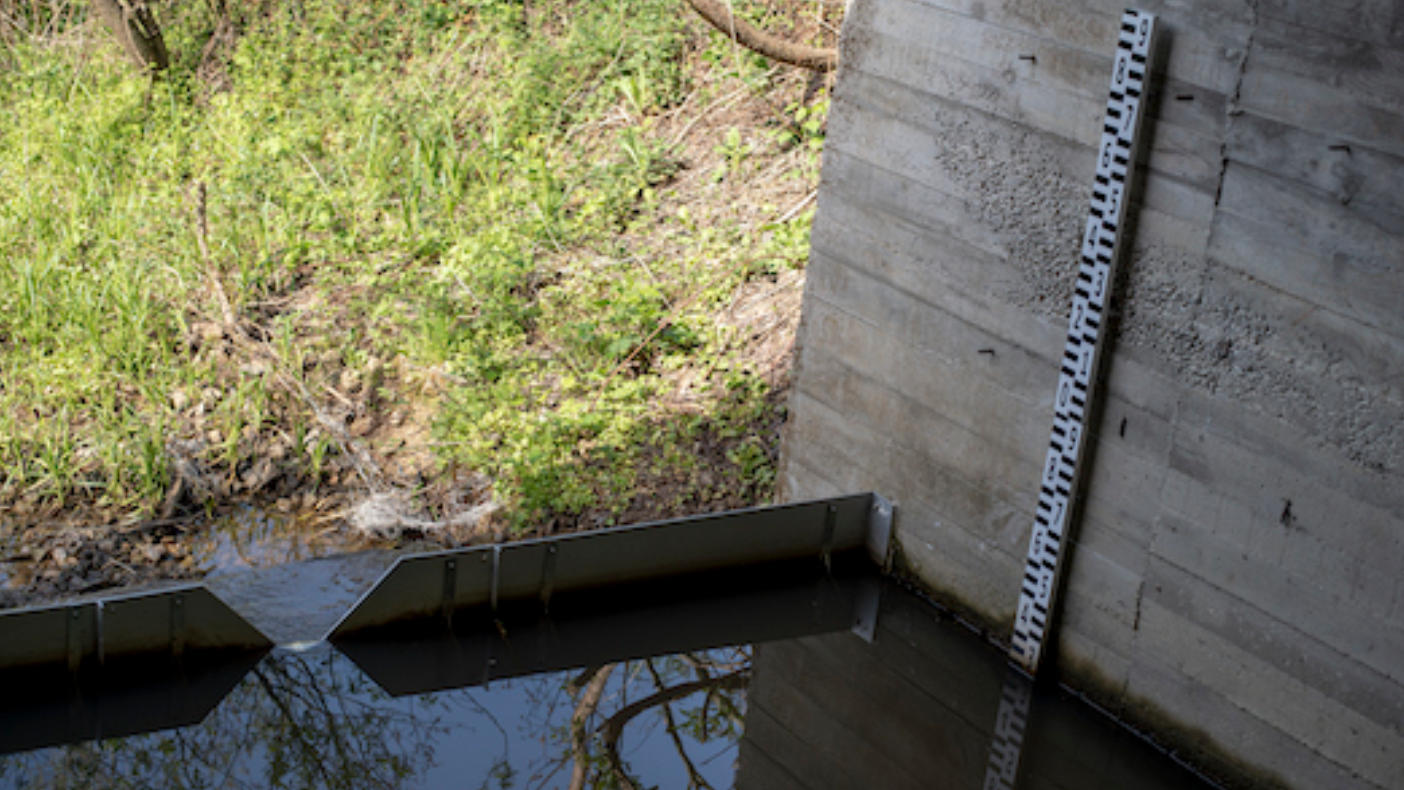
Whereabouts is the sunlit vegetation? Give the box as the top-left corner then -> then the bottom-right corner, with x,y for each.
0,0 -> 841,531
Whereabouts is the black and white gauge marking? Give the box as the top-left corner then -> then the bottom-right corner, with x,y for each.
982,668 -> 1034,790
1010,9 -> 1157,676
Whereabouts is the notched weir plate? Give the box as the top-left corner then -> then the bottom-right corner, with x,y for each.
330,494 -> 889,639
0,584 -> 271,672
0,585 -> 272,754
339,567 -> 882,697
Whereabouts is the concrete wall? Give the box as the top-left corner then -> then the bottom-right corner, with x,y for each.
779,0 -> 1404,787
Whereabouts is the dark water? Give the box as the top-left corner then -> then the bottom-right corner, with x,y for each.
0,565 -> 1220,790
0,643 -> 742,789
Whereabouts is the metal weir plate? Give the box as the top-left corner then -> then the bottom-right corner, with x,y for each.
0,585 -> 271,673
0,586 -> 272,753
330,493 -> 894,639
338,567 -> 881,697
1010,9 -> 1158,675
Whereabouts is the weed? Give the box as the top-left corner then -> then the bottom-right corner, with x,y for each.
712,127 -> 752,182
0,0 -> 835,530
772,96 -> 830,153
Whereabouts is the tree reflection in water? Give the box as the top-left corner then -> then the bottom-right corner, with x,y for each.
556,648 -> 749,790
0,645 -> 751,789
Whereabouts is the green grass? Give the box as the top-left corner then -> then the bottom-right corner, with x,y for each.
0,0 -> 835,530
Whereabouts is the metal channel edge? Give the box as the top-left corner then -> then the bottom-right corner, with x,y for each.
867,493 -> 895,573
330,493 -> 896,640
340,568 -> 884,697
0,584 -> 273,672
1,493 -> 898,661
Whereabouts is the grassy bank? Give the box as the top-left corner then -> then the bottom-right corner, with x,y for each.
0,0 -> 839,536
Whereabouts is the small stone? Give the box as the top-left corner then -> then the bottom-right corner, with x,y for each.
207,429 -> 223,444
276,497 -> 293,512
51,548 -> 67,564
171,389 -> 190,411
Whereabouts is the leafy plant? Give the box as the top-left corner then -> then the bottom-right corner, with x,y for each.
774,96 -> 829,152
712,127 -> 752,181
0,0 -> 832,531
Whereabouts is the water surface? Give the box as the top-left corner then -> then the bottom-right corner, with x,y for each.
0,567 -> 1221,790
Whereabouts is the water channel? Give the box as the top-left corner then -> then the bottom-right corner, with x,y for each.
0,558 -> 1220,790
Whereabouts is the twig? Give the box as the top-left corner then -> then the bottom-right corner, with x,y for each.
103,556 -> 140,577
668,82 -> 759,149
597,670 -> 749,766
298,151 -> 334,194
776,189 -> 818,224
191,181 -> 237,330
320,382 -> 356,410
645,660 -> 714,790
559,43 -> 628,141
309,523 -> 342,540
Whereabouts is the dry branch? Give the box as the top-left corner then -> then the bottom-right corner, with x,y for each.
684,0 -> 837,72
91,0 -> 169,72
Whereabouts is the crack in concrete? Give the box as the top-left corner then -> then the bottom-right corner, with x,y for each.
1212,0 -> 1260,208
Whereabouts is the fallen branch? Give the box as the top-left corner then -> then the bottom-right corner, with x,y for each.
91,0 -> 169,72
684,0 -> 838,73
